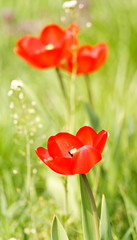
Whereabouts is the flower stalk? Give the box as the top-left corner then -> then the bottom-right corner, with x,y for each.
55,68 -> 69,110
81,174 -> 100,240
63,176 -> 68,214
26,133 -> 31,197
84,74 -> 94,109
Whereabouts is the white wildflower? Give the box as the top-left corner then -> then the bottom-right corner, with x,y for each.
9,238 -> 17,240
62,0 -> 77,9
11,80 -> 23,90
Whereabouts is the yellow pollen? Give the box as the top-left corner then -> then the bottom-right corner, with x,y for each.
45,44 -> 54,50
70,148 -> 77,155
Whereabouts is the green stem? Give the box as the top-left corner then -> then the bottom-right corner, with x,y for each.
69,49 -> 77,133
85,74 -> 94,109
93,166 -> 101,198
26,133 -> 31,197
64,176 -> 68,215
81,174 -> 100,240
55,68 -> 69,214
56,68 -> 69,109
70,70 -> 76,133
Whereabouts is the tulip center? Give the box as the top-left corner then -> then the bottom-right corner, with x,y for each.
68,148 -> 77,157
45,44 -> 55,50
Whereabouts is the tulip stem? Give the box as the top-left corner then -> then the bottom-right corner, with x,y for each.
63,176 -> 68,215
81,174 -> 100,240
84,74 -> 94,109
56,68 -> 69,109
70,52 -> 77,133
93,165 -> 101,198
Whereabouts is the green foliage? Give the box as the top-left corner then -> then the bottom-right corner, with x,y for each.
100,195 -> 112,240
79,175 -> 96,240
51,215 -> 69,240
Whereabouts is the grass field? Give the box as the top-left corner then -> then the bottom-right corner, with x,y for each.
0,0 -> 137,239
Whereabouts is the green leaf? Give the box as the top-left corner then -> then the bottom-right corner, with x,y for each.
121,218 -> 137,240
80,175 -> 96,240
51,215 -> 69,240
85,103 -> 100,131
100,194 -> 112,240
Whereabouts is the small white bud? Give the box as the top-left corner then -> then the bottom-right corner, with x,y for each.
30,228 -> 36,234
22,104 -> 26,109
79,3 -> 84,9
24,228 -> 30,235
38,123 -> 43,128
30,132 -> 34,136
32,168 -> 37,174
12,113 -> 18,119
28,108 -> 35,114
86,22 -> 92,28
60,16 -> 66,22
19,92 -> 24,99
13,169 -> 18,175
8,90 -> 13,96
35,116 -> 40,122
31,101 -> 36,106
10,102 -> 14,109
30,139 -> 34,144
13,119 -> 18,125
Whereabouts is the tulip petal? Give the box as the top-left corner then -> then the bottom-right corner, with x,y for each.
48,133 -> 82,158
35,147 -> 52,162
35,147 -> 75,175
40,24 -> 65,46
72,145 -> 102,174
16,36 -> 45,55
66,23 -> 79,35
76,126 -> 97,146
14,36 -> 63,68
94,130 -> 108,154
77,43 -> 108,74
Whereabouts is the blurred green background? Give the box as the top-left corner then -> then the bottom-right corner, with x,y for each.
0,0 -> 137,239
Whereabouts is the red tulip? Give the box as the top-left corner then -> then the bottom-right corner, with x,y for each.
60,42 -> 108,74
14,23 -> 79,69
35,126 -> 108,175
